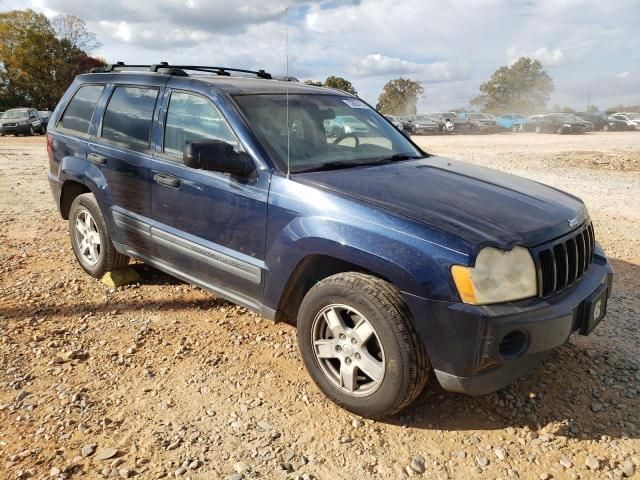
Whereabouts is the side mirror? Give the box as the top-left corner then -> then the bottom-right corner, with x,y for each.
183,140 -> 253,176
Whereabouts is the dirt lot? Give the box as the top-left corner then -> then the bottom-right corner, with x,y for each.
1,132 -> 639,480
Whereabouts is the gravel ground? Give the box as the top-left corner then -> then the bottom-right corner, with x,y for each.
1,132 -> 639,480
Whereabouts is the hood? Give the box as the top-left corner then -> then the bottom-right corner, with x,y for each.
295,156 -> 587,249
1,114 -> 28,123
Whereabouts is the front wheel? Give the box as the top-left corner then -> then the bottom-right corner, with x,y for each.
297,272 -> 430,418
69,193 -> 129,277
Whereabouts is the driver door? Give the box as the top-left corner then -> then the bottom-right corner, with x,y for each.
149,89 -> 269,306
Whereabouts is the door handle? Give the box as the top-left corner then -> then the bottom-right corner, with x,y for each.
153,173 -> 181,188
88,153 -> 107,165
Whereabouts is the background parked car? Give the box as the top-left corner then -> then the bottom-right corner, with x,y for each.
409,115 -> 442,134
576,112 -> 611,131
496,113 -> 533,132
565,114 -> 594,131
384,115 -> 403,130
601,115 -> 631,131
397,116 -> 416,133
612,113 -> 640,130
533,113 -> 587,134
0,108 -> 44,136
462,112 -> 498,133
385,115 -> 413,135
430,112 -> 470,133
38,110 -> 52,132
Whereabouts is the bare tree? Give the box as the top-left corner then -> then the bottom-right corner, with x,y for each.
52,14 -> 101,52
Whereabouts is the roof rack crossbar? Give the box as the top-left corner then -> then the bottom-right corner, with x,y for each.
90,62 -> 272,79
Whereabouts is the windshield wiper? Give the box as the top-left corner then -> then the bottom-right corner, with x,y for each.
294,154 -> 423,174
382,153 -> 423,162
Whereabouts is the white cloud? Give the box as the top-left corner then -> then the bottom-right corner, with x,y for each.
4,0 -> 639,110
507,46 -> 567,66
351,54 -> 470,84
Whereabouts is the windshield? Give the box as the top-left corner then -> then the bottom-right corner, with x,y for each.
233,94 -> 423,173
627,113 -> 640,120
3,109 -> 28,119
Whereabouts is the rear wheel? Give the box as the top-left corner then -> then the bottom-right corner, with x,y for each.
69,193 -> 129,278
297,272 -> 429,418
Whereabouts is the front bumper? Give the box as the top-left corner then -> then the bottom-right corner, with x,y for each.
412,125 -> 440,134
1,124 -> 31,134
404,253 -> 613,395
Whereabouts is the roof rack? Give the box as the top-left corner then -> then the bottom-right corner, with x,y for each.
90,61 -> 272,79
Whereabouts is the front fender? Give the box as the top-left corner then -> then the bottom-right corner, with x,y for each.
263,175 -> 471,309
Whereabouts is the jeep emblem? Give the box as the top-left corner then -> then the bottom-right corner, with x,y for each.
568,216 -> 580,228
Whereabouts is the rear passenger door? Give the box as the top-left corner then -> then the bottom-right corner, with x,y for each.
149,89 -> 269,307
87,83 -> 162,258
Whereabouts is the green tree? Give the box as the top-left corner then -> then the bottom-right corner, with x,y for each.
0,9 -> 104,110
376,78 -> 424,115
323,75 -> 357,95
471,57 -> 554,114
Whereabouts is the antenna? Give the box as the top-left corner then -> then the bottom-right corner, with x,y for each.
285,7 -> 291,178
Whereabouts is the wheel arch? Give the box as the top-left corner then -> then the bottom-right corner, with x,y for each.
274,253 -> 405,326
59,180 -> 92,219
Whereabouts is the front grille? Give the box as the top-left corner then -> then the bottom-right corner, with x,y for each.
536,223 -> 595,298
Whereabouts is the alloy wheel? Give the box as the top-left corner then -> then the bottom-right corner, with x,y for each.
311,304 -> 385,397
74,209 -> 101,265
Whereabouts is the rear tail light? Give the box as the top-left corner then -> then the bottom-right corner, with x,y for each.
46,133 -> 54,162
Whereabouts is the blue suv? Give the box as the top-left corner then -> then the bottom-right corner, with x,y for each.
47,63 -> 613,417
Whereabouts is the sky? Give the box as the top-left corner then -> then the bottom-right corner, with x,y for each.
2,0 -> 639,112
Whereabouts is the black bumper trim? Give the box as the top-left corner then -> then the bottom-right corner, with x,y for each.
434,351 -> 552,395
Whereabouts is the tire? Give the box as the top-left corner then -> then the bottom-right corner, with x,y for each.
68,193 -> 129,278
297,272 -> 429,418
29,125 -> 35,136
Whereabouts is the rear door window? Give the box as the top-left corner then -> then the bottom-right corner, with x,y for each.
101,86 -> 159,149
58,84 -> 104,135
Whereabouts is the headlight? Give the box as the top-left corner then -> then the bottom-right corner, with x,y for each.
451,246 -> 537,304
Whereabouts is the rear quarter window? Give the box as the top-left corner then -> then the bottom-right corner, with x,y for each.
101,86 -> 159,149
58,84 -> 105,135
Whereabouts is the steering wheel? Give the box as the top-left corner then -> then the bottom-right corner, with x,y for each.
332,132 -> 360,148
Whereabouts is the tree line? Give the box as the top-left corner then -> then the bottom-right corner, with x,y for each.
0,9 -> 104,111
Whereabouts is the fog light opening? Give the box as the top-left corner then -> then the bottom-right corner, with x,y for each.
499,330 -> 528,360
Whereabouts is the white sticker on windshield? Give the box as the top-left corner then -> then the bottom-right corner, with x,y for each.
342,98 -> 368,109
